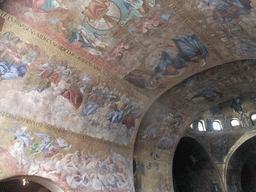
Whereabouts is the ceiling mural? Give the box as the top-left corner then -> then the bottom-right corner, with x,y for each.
0,0 -> 256,191
2,0 -> 215,92
138,110 -> 182,150
1,1 -> 255,93
0,18 -> 147,145
136,60 -> 256,150
188,0 -> 256,57
124,33 -> 209,90
1,0 -> 255,97
0,116 -> 134,191
157,61 -> 255,116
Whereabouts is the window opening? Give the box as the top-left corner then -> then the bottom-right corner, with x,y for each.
198,121 -> 206,131
251,114 -> 256,122
231,119 -> 240,127
213,120 -> 222,131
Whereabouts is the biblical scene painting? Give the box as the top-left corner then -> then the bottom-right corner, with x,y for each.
3,0 -> 210,91
0,31 -> 144,145
0,122 -> 134,191
189,0 -> 256,56
138,110 -> 182,150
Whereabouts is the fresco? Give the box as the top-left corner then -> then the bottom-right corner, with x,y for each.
0,31 -> 144,145
153,60 -> 253,119
0,124 -> 134,191
138,111 -> 182,150
2,0 -> 211,91
136,61 -> 253,151
193,0 -> 256,56
124,33 -> 209,90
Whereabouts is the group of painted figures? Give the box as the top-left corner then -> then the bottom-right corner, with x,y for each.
5,125 -> 133,191
199,0 -> 256,54
140,112 -> 182,150
4,0 -> 212,90
4,0 -> 256,91
0,32 -> 142,142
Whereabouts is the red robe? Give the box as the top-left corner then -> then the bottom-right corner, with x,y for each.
61,88 -> 83,109
122,114 -> 135,129
82,0 -> 109,22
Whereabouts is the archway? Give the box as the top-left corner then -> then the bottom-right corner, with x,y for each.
0,175 -> 64,192
227,136 -> 256,192
173,137 -> 222,192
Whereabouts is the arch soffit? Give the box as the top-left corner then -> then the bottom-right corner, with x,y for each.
223,130 -> 256,184
0,175 -> 64,192
134,59 -> 256,151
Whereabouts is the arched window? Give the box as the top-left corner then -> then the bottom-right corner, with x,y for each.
213,120 -> 222,131
231,119 -> 240,126
231,118 -> 241,129
198,121 -> 206,131
251,114 -> 256,125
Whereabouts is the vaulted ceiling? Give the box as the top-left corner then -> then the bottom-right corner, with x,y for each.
0,0 -> 255,191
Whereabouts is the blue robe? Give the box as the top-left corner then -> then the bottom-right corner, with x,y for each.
155,34 -> 209,74
0,62 -> 27,80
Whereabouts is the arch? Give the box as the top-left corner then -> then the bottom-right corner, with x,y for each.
172,136 -> 223,191
135,59 -> 254,141
224,131 -> 256,192
0,175 -> 64,192
133,59 -> 256,191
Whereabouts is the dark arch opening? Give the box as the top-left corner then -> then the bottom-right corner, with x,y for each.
227,136 -> 256,192
0,175 -> 64,192
0,179 -> 49,192
173,137 -> 222,192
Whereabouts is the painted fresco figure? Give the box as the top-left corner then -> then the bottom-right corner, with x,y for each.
124,69 -> 164,90
154,51 -> 187,75
34,132 -> 55,156
81,0 -> 111,23
13,131 -> 34,149
9,126 -> 34,168
173,34 -> 209,63
0,33 -> 24,65
122,113 -> 136,129
69,25 -> 107,51
136,15 -> 162,35
108,39 -> 132,61
155,34 -> 209,75
61,88 -> 83,109
82,94 -> 101,116
0,61 -> 27,81
10,138 -> 26,168
123,0 -> 149,17
204,0 -> 252,27
81,0 -> 123,32
107,103 -> 125,124
192,88 -> 222,102
157,134 -> 176,150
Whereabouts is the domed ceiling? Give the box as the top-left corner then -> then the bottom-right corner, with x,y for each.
0,0 -> 255,191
